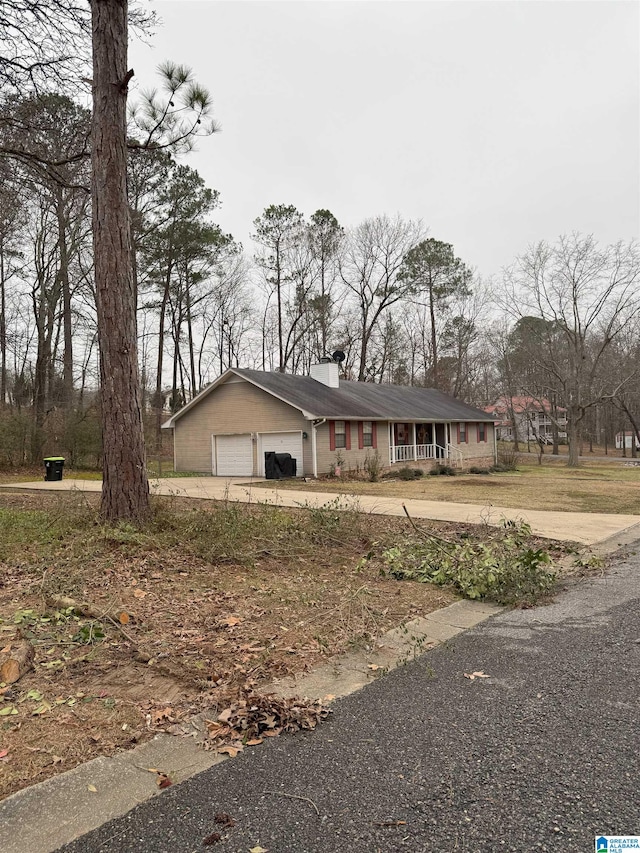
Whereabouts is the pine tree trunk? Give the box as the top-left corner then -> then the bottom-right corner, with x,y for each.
429,278 -> 439,389
90,0 -> 149,522
56,192 -> 74,409
0,243 -> 6,406
154,267 -> 171,449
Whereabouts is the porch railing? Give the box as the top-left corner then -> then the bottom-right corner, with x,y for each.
391,444 -> 447,464
446,443 -> 463,468
391,442 -> 464,467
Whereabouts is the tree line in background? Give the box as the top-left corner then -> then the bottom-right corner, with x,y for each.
1,92 -> 640,471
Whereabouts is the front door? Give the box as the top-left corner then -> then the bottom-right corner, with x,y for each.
416,423 -> 433,445
435,423 -> 447,458
394,422 -> 411,446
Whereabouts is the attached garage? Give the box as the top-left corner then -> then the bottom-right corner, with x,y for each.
164,366 -> 495,477
258,431 -> 303,477
213,434 -> 253,476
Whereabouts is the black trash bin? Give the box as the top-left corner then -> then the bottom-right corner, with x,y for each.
264,452 -> 297,479
44,456 -> 65,481
276,453 -> 297,478
264,451 -> 279,480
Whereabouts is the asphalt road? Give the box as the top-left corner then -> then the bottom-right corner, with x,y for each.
58,547 -> 640,853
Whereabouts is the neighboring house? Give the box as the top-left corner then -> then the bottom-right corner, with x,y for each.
616,431 -> 640,450
484,396 -> 567,444
161,362 -> 496,478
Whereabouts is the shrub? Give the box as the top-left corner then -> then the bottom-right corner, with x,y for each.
364,450 -> 383,482
396,466 -> 423,481
382,519 -> 556,606
496,445 -> 519,471
429,463 -> 456,476
469,466 -> 490,475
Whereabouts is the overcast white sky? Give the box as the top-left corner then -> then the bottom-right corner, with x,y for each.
130,1 -> 640,280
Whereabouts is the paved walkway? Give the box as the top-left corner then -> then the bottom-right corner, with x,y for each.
3,476 -> 640,545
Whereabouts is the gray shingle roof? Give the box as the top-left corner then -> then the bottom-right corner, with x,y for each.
233,369 -> 493,422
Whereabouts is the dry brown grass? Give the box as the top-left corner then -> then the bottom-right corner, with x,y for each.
259,460 -> 640,515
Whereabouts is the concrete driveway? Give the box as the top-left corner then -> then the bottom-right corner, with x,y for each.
3,476 -> 640,546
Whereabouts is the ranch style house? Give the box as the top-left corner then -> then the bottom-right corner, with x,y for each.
162,362 -> 497,478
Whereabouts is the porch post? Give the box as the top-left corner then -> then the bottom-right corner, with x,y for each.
389,422 -> 394,465
412,423 -> 417,462
432,422 -> 436,460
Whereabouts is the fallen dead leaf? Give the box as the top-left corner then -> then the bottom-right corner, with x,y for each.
118,612 -> 130,625
250,847 -> 268,853
464,671 -> 491,680
150,707 -> 175,724
133,589 -> 147,599
87,784 -> 98,793
218,744 -> 243,757
203,832 -> 222,845
245,738 -> 263,746
368,664 -> 380,671
0,748 -> 9,759
157,774 -> 172,789
214,813 -> 237,828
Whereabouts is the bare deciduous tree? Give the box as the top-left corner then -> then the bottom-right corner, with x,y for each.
501,234 -> 640,466
340,214 -> 425,382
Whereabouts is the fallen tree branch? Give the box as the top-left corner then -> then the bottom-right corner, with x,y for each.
263,789 -> 320,816
45,594 -> 137,645
0,637 -> 35,684
402,504 -> 453,551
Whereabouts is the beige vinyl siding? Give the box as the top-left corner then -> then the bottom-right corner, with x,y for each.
314,420 -> 495,475
173,379 -> 311,474
455,422 -> 496,463
315,421 -> 390,475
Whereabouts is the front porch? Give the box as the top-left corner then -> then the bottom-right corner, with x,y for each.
388,422 -> 463,467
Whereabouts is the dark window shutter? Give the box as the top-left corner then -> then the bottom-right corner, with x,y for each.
372,423 -> 377,449
329,421 -> 335,451
358,422 -> 364,449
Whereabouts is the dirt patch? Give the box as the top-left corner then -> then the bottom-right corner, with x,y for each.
0,491 -> 467,800
83,665 -> 194,706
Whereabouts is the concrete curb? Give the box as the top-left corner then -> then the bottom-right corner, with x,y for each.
0,599 -> 502,853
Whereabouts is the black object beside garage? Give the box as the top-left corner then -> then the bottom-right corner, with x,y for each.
264,451 -> 297,479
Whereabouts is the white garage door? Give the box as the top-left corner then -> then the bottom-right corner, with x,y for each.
259,431 -> 303,477
215,434 -> 253,476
